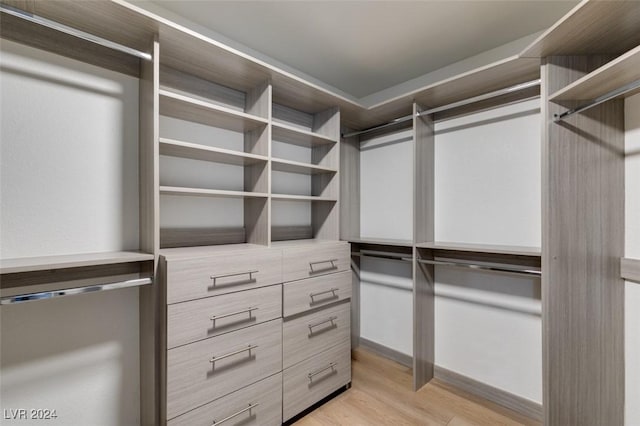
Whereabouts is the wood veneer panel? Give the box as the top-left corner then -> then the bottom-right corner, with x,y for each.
413,247 -> 434,391
542,56 -> 625,426
339,134 -> 360,241
621,258 -> 640,283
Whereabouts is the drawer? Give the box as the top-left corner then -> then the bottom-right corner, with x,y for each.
167,284 -> 282,349
281,242 -> 350,283
168,373 -> 282,426
164,248 -> 282,304
283,302 -> 350,369
166,319 -> 282,420
283,270 -> 351,317
283,339 -> 351,421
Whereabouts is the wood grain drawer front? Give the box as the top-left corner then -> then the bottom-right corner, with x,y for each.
283,270 -> 351,317
283,340 -> 351,421
166,319 -> 282,420
283,302 -> 350,369
165,249 -> 282,304
168,373 -> 282,426
167,285 -> 282,349
281,243 -> 350,283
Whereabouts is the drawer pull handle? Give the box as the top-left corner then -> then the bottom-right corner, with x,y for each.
212,403 -> 259,425
210,344 -> 258,363
310,287 -> 339,299
309,259 -> 338,272
210,270 -> 258,286
308,315 -> 338,330
308,362 -> 337,380
210,307 -> 259,322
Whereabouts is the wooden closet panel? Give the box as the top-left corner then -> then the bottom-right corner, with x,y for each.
542,56 -> 625,426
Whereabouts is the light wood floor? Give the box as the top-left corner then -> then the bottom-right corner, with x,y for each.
294,349 -> 541,426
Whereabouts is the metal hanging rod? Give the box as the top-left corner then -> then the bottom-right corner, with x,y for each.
0,4 -> 153,61
0,278 -> 152,305
342,79 -> 541,139
416,258 -> 541,278
554,78 -> 640,122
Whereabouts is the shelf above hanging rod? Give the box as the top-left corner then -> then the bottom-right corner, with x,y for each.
0,4 -> 153,61
553,78 -> 640,122
416,258 -> 541,277
0,277 -> 153,305
342,79 -> 541,138
352,250 -> 412,262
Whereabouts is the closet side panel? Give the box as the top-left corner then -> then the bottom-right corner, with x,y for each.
625,93 -> 640,426
0,41 -> 141,425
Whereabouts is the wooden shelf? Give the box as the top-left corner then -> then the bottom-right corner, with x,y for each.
160,186 -> 268,199
271,158 -> 336,175
159,89 -> 268,133
0,251 -> 154,275
521,1 -> 640,58
621,258 -> 640,283
348,237 -> 413,248
159,138 -> 267,166
272,121 -> 337,147
550,45 -> 640,103
271,194 -> 337,202
415,241 -> 541,257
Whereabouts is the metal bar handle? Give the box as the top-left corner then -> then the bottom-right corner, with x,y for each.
210,307 -> 258,321
309,259 -> 338,272
212,403 -> 259,425
309,287 -> 339,298
308,315 -> 338,330
308,362 -> 337,380
210,344 -> 258,363
210,270 -> 258,285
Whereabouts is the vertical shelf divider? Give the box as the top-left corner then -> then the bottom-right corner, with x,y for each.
412,102 -> 435,391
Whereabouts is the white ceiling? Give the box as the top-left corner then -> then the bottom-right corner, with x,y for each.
147,1 -> 578,99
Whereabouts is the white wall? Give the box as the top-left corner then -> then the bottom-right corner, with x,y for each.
0,40 -> 140,425
433,99 -> 542,403
625,93 -> 640,426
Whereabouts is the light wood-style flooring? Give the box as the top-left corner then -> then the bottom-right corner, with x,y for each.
294,349 -> 541,426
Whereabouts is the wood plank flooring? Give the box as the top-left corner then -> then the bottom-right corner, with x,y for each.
294,349 -> 541,426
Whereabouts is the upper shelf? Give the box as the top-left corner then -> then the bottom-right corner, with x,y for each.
549,44 -> 640,103
271,194 -> 337,202
415,241 -> 541,257
159,186 -> 268,199
159,89 -> 268,133
159,138 -> 267,166
271,158 -> 336,175
0,251 -> 154,275
272,122 -> 337,147
347,237 -> 414,248
521,0 -> 640,58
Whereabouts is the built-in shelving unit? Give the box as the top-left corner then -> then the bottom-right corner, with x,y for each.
622,258 -> 640,283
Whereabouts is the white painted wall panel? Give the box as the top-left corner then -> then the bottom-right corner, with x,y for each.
625,93 -> 640,426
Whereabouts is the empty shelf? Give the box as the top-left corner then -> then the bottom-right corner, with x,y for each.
0,251 -> 154,274
160,186 -> 268,199
415,242 -> 541,257
159,138 -> 267,166
271,158 -> 337,175
272,121 -> 337,147
159,89 -> 268,133
348,237 -> 413,247
621,258 -> 640,283
550,45 -> 640,103
271,194 -> 337,202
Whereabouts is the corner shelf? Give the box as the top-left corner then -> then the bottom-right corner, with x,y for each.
549,44 -> 640,103
0,251 -> 154,275
159,138 -> 268,166
271,158 -> 337,175
159,89 -> 268,132
159,186 -> 268,199
415,241 -> 541,257
272,121 -> 337,147
621,258 -> 640,283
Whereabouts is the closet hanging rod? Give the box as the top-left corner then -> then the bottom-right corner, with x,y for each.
342,79 -> 541,139
416,259 -> 541,277
553,78 -> 640,122
0,4 -> 153,61
0,277 -> 152,305
352,250 -> 412,262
